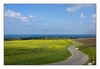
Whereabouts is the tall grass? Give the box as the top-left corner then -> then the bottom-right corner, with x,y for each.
4,39 -> 77,65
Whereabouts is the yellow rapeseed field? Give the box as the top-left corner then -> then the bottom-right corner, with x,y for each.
4,39 -> 77,65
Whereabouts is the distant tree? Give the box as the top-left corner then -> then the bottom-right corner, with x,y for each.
74,37 -> 78,39
4,38 -> 14,41
20,37 -> 33,40
70,37 -> 73,39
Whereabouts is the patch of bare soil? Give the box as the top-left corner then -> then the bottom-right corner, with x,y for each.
72,38 -> 96,44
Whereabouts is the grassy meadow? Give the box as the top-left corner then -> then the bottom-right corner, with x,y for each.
79,43 -> 96,65
74,38 -> 96,65
4,39 -> 77,65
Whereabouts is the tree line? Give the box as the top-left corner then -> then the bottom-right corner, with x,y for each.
4,37 -> 79,41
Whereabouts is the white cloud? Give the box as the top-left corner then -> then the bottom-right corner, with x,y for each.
67,6 -> 79,12
91,14 -> 96,18
33,20 -> 36,22
79,22 -> 83,25
29,14 -> 40,18
29,15 -> 37,18
4,10 -> 28,22
92,19 -> 96,23
40,17 -> 44,19
67,4 -> 93,12
80,13 -> 85,18
90,14 -> 96,30
56,22 -> 60,24
90,22 -> 96,29
90,24 -> 95,29
91,14 -> 96,23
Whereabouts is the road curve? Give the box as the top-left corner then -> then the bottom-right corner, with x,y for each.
48,46 -> 88,65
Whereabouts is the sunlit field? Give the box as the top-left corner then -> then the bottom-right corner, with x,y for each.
79,43 -> 96,65
74,38 -> 96,65
4,39 -> 77,65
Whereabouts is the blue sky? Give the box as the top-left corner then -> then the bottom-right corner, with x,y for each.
4,4 -> 96,35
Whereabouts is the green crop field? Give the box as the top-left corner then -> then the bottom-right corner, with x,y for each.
4,39 -> 77,65
77,43 -> 96,65
74,38 -> 96,65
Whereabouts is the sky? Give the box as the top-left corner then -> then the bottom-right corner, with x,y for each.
4,4 -> 96,35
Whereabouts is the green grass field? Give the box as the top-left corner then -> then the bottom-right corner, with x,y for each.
4,39 -> 77,65
75,38 -> 96,65
77,43 -> 96,65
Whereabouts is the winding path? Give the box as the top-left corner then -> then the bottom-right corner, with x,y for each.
48,46 -> 88,65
